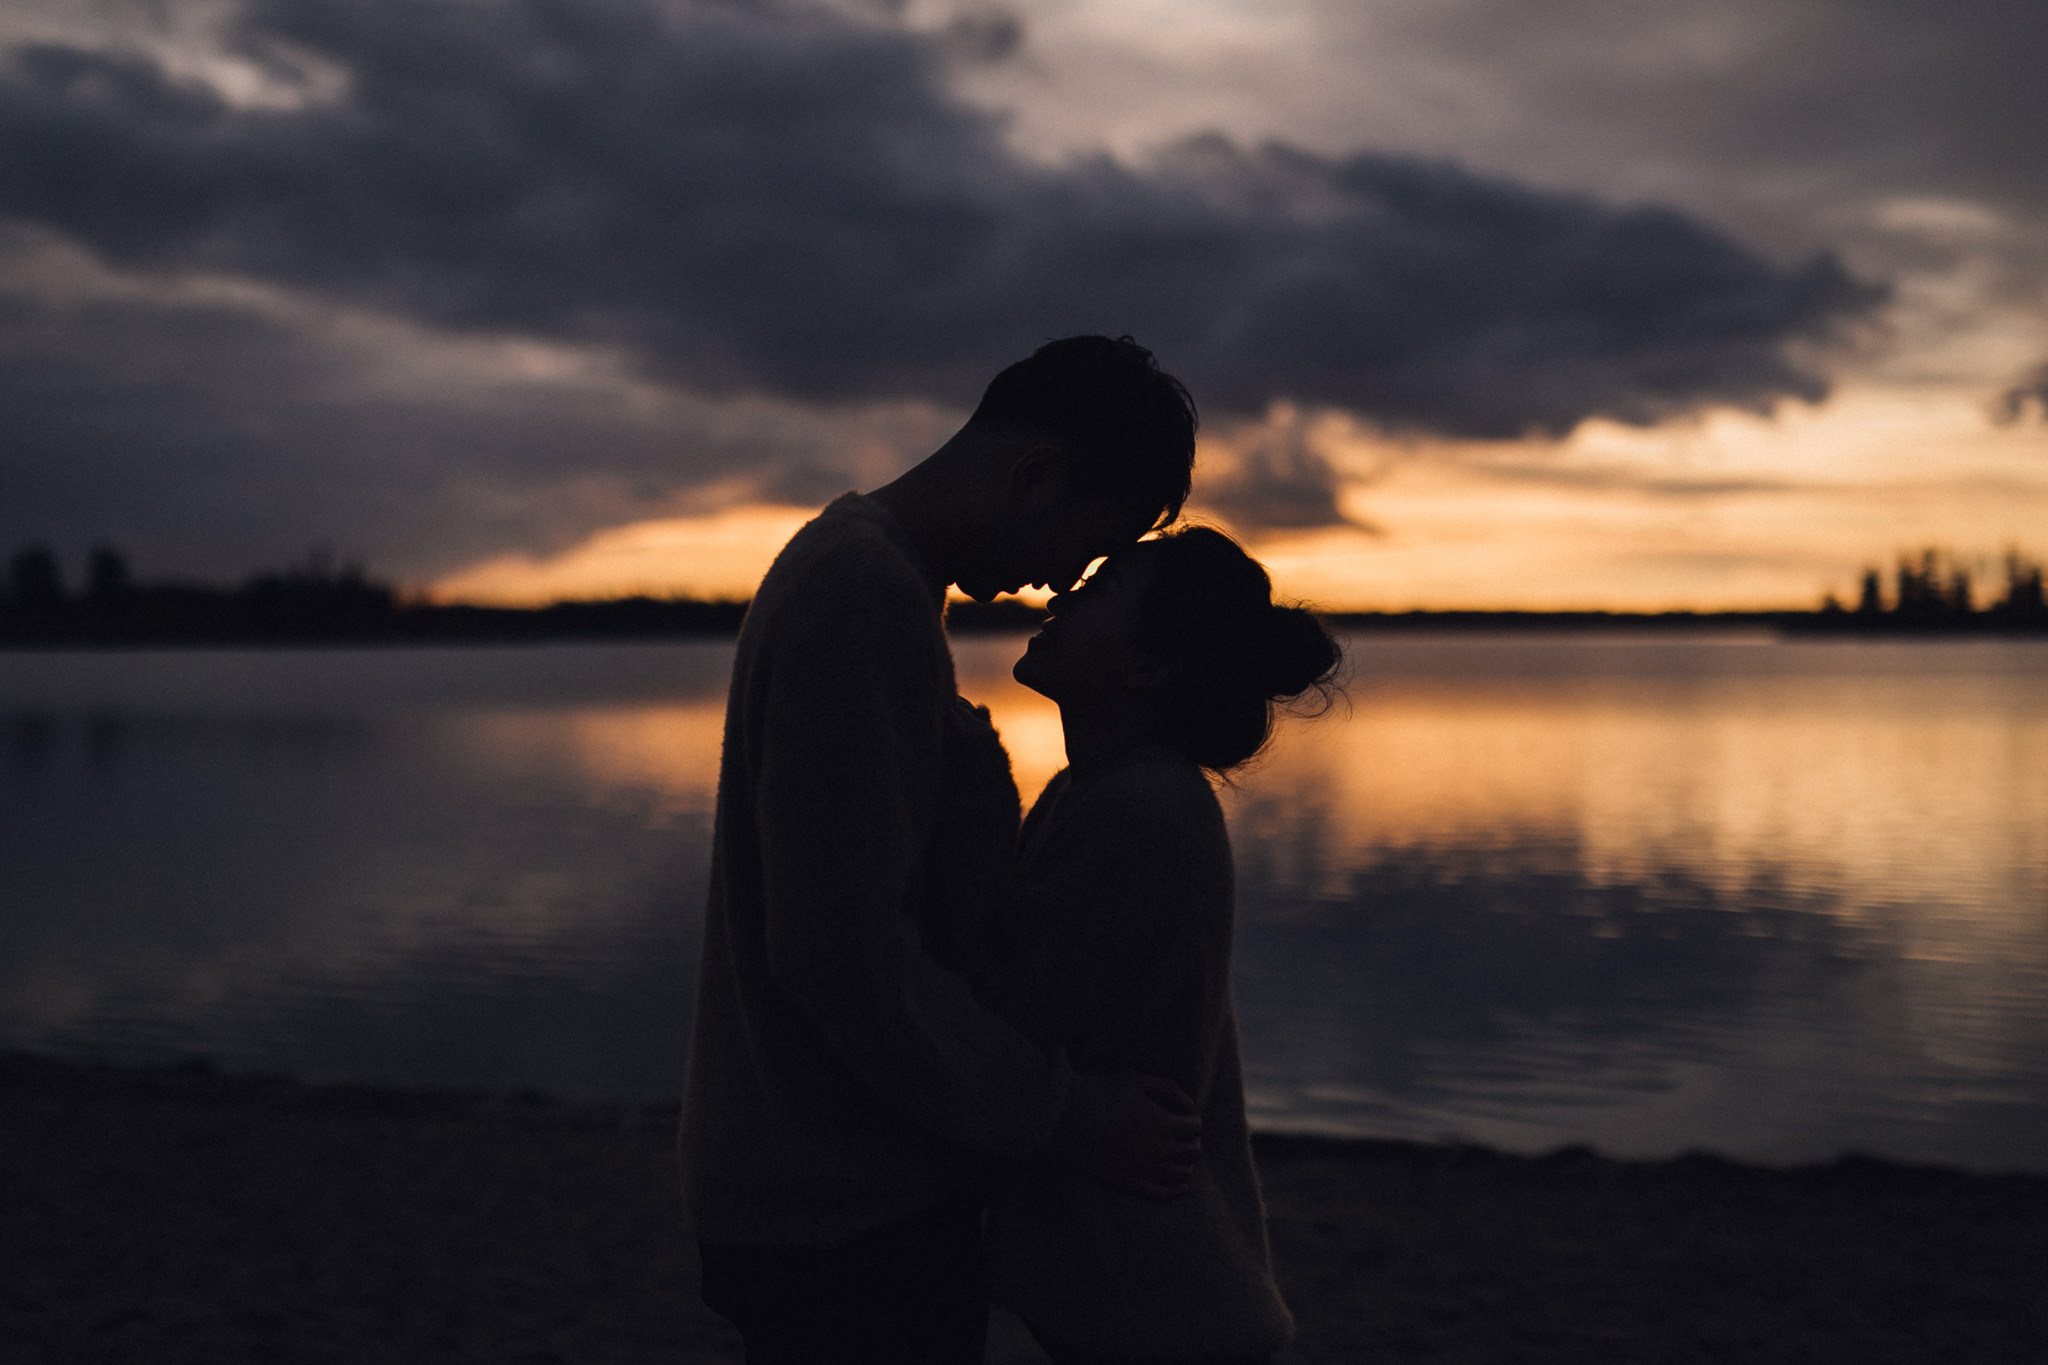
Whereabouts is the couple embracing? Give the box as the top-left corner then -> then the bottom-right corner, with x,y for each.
680,336 -> 1339,1364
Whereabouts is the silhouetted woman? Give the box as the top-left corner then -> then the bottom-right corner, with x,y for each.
980,525 -> 1341,1365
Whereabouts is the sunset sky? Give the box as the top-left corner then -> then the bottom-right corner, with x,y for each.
3,0 -> 2044,610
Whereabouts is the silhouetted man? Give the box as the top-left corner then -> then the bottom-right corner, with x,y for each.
682,336 -> 1203,1363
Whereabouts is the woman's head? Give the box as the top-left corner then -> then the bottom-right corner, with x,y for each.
1014,525 -> 1342,772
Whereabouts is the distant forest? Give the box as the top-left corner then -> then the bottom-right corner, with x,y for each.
1,543 -> 2043,647
0,546 -> 743,646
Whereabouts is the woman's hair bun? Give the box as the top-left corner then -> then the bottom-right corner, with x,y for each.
1258,604 -> 1343,705
1126,524 -> 1344,772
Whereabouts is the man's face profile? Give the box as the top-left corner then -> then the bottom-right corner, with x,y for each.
961,484 -> 1143,603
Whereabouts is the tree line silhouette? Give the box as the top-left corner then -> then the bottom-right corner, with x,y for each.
1809,548 -> 2048,632
3,542 -> 2044,646
0,546 -> 747,645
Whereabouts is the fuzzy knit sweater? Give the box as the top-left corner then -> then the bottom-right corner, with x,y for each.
679,493 -> 1070,1246
981,751 -> 1295,1358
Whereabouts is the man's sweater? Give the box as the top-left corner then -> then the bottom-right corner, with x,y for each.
981,751 -> 1295,1358
679,493 -> 1071,1246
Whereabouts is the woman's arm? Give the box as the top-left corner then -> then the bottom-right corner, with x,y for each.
983,758 -> 1234,1103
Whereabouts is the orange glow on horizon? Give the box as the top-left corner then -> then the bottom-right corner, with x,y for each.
431,504 -> 822,605
1193,385 -> 2048,613
428,384 -> 2048,611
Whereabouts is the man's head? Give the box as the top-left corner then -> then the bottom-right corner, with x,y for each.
950,335 -> 1197,601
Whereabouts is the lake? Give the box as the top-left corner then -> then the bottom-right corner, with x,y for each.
2,634 -> 2044,1173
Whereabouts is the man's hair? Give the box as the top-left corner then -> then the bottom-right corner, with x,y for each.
967,335 -> 1197,533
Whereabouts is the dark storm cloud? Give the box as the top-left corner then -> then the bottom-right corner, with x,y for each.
0,0 -> 1878,443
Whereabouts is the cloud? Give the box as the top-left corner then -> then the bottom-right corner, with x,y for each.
0,0 -> 1886,576
1196,409 -> 1379,534
1993,363 -> 2048,426
1457,458 -> 1801,500
0,235 -> 948,577
1327,0 -> 2048,240
0,0 -> 1876,431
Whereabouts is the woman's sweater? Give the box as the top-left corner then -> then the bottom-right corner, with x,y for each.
679,493 -> 1069,1246
981,750 -> 1295,1358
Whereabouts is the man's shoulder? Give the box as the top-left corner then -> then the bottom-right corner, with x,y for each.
757,495 -> 934,613
738,496 -> 950,679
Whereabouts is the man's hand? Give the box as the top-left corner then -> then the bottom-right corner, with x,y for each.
1040,1071 -> 1201,1199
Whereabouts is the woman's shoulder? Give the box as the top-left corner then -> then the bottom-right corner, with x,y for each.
1066,749 -> 1225,848
1018,751 -> 1227,882
1091,748 -> 1219,811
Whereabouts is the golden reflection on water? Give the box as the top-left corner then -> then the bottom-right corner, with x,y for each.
956,633 -> 2048,910
952,633 -> 2048,1137
523,641 -> 1072,807
458,702 -> 730,820
458,634 -> 2048,983
1270,677 -> 2048,902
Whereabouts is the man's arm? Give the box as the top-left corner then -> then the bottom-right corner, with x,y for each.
752,556 -> 1072,1160
752,547 -> 1199,1187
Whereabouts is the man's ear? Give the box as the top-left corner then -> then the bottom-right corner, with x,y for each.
1004,443 -> 1067,507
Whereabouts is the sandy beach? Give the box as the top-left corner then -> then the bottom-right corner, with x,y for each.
4,1052 -> 2042,1363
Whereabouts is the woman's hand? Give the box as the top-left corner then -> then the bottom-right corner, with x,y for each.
1041,1071 -> 1202,1199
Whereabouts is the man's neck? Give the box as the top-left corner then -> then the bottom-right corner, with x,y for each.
867,458 -> 975,590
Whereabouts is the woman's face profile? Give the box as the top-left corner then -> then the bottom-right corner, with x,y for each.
1011,551 -> 1163,703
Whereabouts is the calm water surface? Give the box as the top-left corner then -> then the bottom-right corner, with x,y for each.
3,635 -> 2044,1172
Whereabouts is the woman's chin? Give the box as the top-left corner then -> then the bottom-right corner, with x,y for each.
1011,645 -> 1056,697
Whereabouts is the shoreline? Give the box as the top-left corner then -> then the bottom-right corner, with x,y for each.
6,1052 -> 2045,1362
7,604 -> 2048,651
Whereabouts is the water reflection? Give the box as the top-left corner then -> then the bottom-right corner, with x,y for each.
1234,840 -> 2046,1169
2,636 -> 2045,1171
0,646 -> 733,1101
960,633 -> 2048,1171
